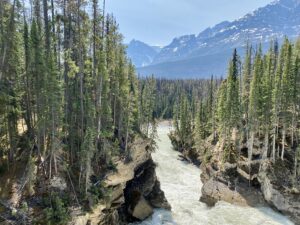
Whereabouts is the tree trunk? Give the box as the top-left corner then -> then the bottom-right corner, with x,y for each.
281,128 -> 286,160
272,126 -> 276,162
125,94 -> 132,160
263,131 -> 269,159
96,77 -> 103,141
294,151 -> 298,181
248,131 -> 254,161
248,131 -> 254,186
7,113 -> 17,163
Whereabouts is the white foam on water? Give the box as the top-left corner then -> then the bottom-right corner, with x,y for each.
131,124 -> 294,225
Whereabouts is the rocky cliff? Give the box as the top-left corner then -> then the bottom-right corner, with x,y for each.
259,160 -> 300,223
198,133 -> 300,224
168,132 -> 201,166
69,138 -> 170,225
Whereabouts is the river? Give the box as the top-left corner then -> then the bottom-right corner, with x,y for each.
132,123 -> 294,225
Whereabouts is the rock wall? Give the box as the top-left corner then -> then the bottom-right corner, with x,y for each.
168,132 -> 201,166
197,133 -> 300,224
69,138 -> 170,225
258,160 -> 300,223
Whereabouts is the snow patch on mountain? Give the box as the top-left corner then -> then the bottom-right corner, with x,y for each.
150,0 -> 300,67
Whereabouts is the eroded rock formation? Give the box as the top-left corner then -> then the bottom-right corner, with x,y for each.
69,138 -> 170,225
198,133 -> 300,224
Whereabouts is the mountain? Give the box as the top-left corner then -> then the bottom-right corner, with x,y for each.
126,40 -> 161,67
137,0 -> 300,78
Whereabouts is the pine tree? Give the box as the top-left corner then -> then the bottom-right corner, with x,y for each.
248,45 -> 264,157
227,49 -> 241,130
217,80 -> 228,135
242,43 -> 252,141
1,0 -> 22,164
260,45 -> 275,159
280,39 -> 293,160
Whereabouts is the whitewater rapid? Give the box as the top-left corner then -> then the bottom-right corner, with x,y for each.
132,123 -> 294,225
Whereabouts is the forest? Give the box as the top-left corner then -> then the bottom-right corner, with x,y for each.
0,0 -> 158,224
170,39 -> 300,187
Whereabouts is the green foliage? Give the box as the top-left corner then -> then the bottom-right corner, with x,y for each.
217,81 -> 228,133
222,143 -> 238,163
43,194 -> 70,225
87,181 -> 113,207
225,49 -> 241,131
107,159 -> 117,172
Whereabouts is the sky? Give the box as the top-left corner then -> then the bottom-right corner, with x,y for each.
106,0 -> 274,46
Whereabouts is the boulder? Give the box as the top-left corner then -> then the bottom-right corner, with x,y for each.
131,196 -> 153,220
200,176 -> 265,207
200,163 -> 266,207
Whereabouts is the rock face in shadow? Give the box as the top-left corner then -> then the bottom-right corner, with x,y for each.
168,132 -> 201,166
118,157 -> 170,223
69,138 -> 170,225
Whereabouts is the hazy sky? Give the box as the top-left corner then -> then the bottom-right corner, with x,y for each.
106,0 -> 274,46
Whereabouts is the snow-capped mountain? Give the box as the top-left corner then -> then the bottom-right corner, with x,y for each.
137,0 -> 300,78
126,40 -> 161,67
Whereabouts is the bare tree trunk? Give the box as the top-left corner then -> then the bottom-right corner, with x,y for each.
96,77 -> 103,141
263,131 -> 269,159
272,126 -> 276,162
294,152 -> 298,181
291,106 -> 296,146
125,94 -> 132,159
85,160 -> 90,195
281,127 -> 286,160
248,131 -> 254,186
248,131 -> 254,161
7,114 -> 17,163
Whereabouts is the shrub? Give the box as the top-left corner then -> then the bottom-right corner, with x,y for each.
43,194 -> 70,225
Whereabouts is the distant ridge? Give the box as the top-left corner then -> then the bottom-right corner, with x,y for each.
126,40 -> 161,68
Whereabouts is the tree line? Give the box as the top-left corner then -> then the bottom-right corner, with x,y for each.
141,78 -> 220,120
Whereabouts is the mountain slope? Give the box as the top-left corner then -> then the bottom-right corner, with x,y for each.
126,40 -> 160,67
138,0 -> 300,78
